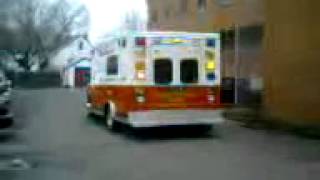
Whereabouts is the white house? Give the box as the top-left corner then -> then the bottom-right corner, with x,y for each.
62,58 -> 91,87
60,37 -> 95,87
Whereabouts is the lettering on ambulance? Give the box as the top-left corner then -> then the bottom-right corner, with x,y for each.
143,86 -> 222,109
93,86 -> 223,114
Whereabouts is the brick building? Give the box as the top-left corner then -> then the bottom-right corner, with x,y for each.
148,0 -> 264,32
264,0 -> 320,126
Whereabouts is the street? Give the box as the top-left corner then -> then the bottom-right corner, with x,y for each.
0,88 -> 319,180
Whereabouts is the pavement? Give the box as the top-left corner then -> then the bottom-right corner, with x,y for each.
0,88 -> 319,180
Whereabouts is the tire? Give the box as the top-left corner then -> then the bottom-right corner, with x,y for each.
0,117 -> 13,129
105,102 -> 118,131
86,110 -> 94,118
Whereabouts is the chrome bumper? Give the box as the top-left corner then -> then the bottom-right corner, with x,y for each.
126,110 -> 224,128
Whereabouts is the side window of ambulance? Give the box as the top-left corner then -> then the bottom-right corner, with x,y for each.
106,55 -> 119,75
180,59 -> 199,84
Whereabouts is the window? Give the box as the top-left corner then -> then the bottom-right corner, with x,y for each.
154,59 -> 173,84
106,55 -> 118,75
180,59 -> 199,84
198,0 -> 207,11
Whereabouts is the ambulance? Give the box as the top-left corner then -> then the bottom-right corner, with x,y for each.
87,31 -> 224,130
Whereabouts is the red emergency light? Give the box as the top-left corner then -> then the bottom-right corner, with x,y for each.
135,37 -> 146,46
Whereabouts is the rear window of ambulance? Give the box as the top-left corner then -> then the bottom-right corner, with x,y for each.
180,59 -> 198,84
154,59 -> 173,84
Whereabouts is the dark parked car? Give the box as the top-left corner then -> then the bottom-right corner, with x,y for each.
0,70 -> 13,128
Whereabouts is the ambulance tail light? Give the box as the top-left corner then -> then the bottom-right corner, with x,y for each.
206,61 -> 216,70
136,95 -> 145,103
135,62 -> 146,80
135,37 -> 146,46
134,88 -> 146,103
207,88 -> 216,103
137,70 -> 146,80
205,61 -> 216,81
207,94 -> 216,103
205,50 -> 216,81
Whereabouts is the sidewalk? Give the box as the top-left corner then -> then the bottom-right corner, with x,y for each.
223,106 -> 320,139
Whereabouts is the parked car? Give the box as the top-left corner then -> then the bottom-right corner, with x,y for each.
0,70 -> 13,128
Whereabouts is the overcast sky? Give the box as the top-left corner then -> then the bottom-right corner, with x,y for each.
81,0 -> 148,42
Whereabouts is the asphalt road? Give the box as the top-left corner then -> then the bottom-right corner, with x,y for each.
0,88 -> 319,180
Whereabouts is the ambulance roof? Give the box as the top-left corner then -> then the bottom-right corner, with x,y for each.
132,31 -> 220,38
98,31 -> 220,40
94,31 -> 220,48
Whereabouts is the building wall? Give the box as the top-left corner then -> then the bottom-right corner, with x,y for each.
147,0 -> 265,104
148,0 -> 264,32
264,0 -> 320,125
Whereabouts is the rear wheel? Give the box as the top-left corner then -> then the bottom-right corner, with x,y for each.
105,102 -> 118,131
0,117 -> 13,129
86,93 -> 94,117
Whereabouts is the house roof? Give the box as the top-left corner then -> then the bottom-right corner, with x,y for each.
63,58 -> 90,70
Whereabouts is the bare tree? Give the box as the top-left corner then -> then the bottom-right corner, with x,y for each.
3,0 -> 89,70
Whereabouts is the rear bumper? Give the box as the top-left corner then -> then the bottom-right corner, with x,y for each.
124,110 -> 224,128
